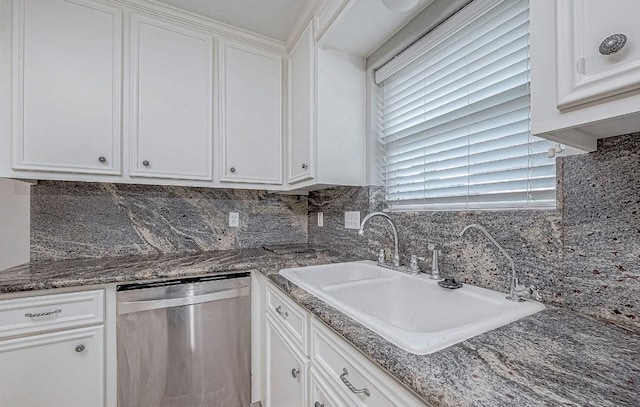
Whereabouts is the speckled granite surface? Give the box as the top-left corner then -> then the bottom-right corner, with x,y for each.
1,250 -> 638,406
30,181 -> 308,261
308,133 -> 640,329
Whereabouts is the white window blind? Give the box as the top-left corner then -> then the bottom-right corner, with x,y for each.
376,0 -> 556,211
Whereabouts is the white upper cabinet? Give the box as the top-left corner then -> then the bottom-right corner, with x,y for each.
287,20 -> 366,190
129,15 -> 213,181
288,24 -> 314,184
531,0 -> 640,151
219,41 -> 282,185
12,0 -> 122,174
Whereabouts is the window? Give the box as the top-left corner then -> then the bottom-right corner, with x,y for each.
375,0 -> 556,211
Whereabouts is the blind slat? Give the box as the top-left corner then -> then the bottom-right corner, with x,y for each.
380,0 -> 556,211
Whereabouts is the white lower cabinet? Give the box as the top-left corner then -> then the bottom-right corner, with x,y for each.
0,289 -> 106,407
265,314 -> 308,407
263,282 -> 426,407
310,366 -> 351,407
0,326 -> 104,407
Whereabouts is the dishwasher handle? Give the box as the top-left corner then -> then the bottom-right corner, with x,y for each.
117,286 -> 249,315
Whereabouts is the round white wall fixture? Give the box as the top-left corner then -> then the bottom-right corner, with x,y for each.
381,0 -> 420,13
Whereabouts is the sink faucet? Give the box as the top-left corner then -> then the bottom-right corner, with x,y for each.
458,224 -> 528,302
358,212 -> 400,268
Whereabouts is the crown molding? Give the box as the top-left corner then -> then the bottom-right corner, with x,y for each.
286,0 -> 322,51
107,0 -> 288,54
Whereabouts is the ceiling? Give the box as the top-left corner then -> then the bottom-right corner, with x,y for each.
153,0 -> 313,43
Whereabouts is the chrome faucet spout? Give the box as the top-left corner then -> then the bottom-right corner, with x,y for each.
358,212 -> 400,268
459,224 -> 521,302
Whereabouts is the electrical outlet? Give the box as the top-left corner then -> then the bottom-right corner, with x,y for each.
344,211 -> 360,229
317,212 -> 324,227
229,212 -> 239,228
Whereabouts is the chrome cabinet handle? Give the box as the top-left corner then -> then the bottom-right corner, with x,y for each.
142,160 -> 150,167
314,402 -> 324,407
75,344 -> 85,353
291,368 -> 299,379
98,156 -> 107,163
275,305 -> 288,318
25,309 -> 62,318
301,163 -> 308,169
340,368 -> 370,397
599,33 -> 627,55
230,167 -> 236,173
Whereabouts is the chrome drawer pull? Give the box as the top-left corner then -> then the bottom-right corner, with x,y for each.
314,402 -> 324,407
275,305 -> 288,318
291,368 -> 299,379
599,33 -> 627,55
75,344 -> 85,353
340,368 -> 370,397
25,309 -> 62,318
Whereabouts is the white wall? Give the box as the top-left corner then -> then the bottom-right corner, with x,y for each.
0,178 -> 30,270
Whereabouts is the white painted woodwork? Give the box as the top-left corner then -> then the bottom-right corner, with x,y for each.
311,318 -> 426,406
530,0 -> 640,151
556,0 -> 640,110
310,366 -> 350,407
288,23 -> 315,184
0,325 -> 104,407
0,179 -> 29,271
12,0 -> 122,174
266,284 -> 309,354
219,41 -> 283,184
129,15 -> 213,180
251,271 -> 268,404
0,289 -> 104,339
265,314 -> 308,407
314,0 -> 349,41
315,47 -> 366,186
261,281 -> 425,406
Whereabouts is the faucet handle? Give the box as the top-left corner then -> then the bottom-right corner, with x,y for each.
409,255 -> 425,273
513,284 -> 543,302
377,249 -> 385,266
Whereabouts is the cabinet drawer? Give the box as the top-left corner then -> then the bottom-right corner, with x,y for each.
266,285 -> 308,354
311,319 -> 425,407
0,290 -> 104,339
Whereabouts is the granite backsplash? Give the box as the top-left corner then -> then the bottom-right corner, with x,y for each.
308,133 -> 640,328
26,134 -> 639,327
31,182 -> 308,261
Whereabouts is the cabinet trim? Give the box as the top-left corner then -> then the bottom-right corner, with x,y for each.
556,0 -> 640,110
218,40 -> 283,185
128,13 -> 214,181
11,0 -> 123,175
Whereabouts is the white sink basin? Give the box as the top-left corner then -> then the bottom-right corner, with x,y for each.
279,261 -> 545,355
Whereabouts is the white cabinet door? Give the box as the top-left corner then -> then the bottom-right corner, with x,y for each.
288,24 -> 314,184
130,15 -> 213,180
265,315 -> 307,407
219,41 -> 282,184
12,0 -> 122,174
556,0 -> 640,109
530,0 -> 640,150
0,325 -> 104,407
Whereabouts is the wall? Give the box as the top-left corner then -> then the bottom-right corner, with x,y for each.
308,133 -> 639,328
0,179 -> 30,269
31,181 -> 308,261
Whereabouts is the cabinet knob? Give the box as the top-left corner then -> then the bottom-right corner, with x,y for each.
301,163 -> 308,169
291,368 -> 300,379
230,167 -> 236,173
599,33 -> 627,55
314,402 -> 324,407
142,160 -> 150,167
98,156 -> 107,163
75,344 -> 85,353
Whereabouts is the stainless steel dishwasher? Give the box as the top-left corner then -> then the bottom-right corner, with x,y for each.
116,272 -> 251,407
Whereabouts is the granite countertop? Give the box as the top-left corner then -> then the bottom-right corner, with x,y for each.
1,249 -> 638,406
